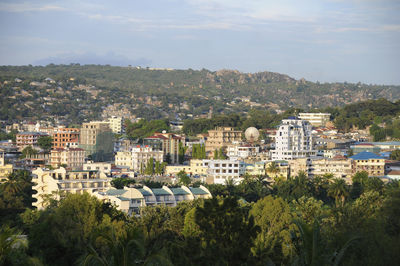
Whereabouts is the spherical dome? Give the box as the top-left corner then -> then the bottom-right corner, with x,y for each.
245,127 -> 260,142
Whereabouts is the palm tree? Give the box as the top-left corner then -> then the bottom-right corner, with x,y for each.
328,178 -> 349,207
0,225 -> 28,265
267,162 -> 280,178
80,226 -> 172,266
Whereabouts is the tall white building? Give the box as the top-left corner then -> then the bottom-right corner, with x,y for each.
271,118 -> 316,161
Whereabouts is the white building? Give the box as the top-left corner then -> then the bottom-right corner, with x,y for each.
83,162 -> 112,174
32,167 -> 111,209
202,159 -> 246,184
298,113 -> 331,127
271,118 -> 316,161
131,146 -> 164,171
93,185 -> 212,215
227,144 -> 260,160
107,116 -> 124,134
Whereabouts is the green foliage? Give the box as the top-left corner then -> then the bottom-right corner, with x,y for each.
144,157 -> 154,175
125,119 -> 169,140
37,136 -> 53,151
21,145 -> 38,158
110,177 -> 135,189
191,143 -> 206,159
390,149 -> 400,160
178,142 -> 187,164
0,129 -> 17,142
177,170 -> 191,186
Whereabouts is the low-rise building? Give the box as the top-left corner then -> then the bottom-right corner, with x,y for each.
93,185 -> 212,215
16,132 -> 49,149
32,167 -> 111,209
245,161 -> 266,176
83,162 -> 112,175
310,157 -> 352,179
227,144 -> 259,160
165,159 -> 208,176
115,151 -> 134,170
202,159 -> 246,184
350,151 -> 385,177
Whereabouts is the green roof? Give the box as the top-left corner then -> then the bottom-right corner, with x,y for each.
170,188 -> 190,195
138,189 -> 152,196
152,188 -> 171,195
106,189 -> 127,196
190,187 -> 209,195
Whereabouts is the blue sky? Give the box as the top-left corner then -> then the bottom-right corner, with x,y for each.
0,0 -> 399,84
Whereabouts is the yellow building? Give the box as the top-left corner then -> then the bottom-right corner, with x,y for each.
245,161 -> 266,176
205,127 -> 243,157
115,151 -> 134,169
32,167 -> 111,209
310,157 -> 352,179
350,152 -> 385,177
165,159 -> 208,176
50,148 -> 85,170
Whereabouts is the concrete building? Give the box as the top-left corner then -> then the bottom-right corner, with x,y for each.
50,148 -> 85,170
227,144 -> 260,160
298,113 -> 331,127
144,132 -> 184,164
93,185 -> 211,215
288,158 -> 312,177
16,132 -> 49,149
165,159 -> 208,176
83,162 -> 112,175
32,167 -> 111,209
52,128 -> 80,149
310,157 -> 352,179
115,151 -> 134,170
203,159 -> 246,184
245,161 -> 266,176
0,153 -> 13,181
350,151 -> 385,177
132,146 -> 164,172
79,121 -> 114,161
205,127 -> 243,157
107,116 -> 123,134
271,118 -> 316,161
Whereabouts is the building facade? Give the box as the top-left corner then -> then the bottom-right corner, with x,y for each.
107,116 -> 123,134
144,132 -> 184,164
298,113 -> 331,127
202,159 -> 246,184
32,167 -> 111,209
132,146 -> 164,172
16,132 -> 49,149
350,152 -> 385,177
50,148 -> 86,170
310,157 -> 352,179
205,127 -> 243,157
271,118 -> 316,161
79,121 -> 114,161
52,128 -> 80,149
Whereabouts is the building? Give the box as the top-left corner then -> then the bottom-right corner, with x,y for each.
245,161 -> 266,176
227,144 -> 260,160
288,158 -> 312,177
131,146 -> 164,172
93,185 -> 212,215
24,152 -> 50,169
165,159 -> 208,176
16,132 -> 49,149
144,132 -> 185,164
271,118 -> 316,161
0,153 -> 13,181
310,157 -> 352,179
205,127 -> 243,157
50,148 -> 85,170
107,116 -> 123,134
32,167 -> 111,209
83,162 -> 112,175
202,159 -> 246,184
52,128 -> 80,149
298,113 -> 331,127
351,143 -> 380,155
350,151 -> 385,177
79,121 -> 114,161
115,151 -> 134,170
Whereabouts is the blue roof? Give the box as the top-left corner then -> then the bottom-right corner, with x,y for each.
350,151 -> 384,160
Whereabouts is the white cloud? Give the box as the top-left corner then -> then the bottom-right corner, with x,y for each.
0,3 -> 66,12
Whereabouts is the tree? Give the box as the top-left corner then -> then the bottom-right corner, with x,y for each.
144,158 -> 154,175
37,136 -> 53,151
178,142 -> 187,164
21,145 -> 37,158
390,149 -> 400,161
250,195 -> 297,264
328,178 -> 349,207
266,161 -> 280,178
177,170 -> 191,186
0,225 -> 28,265
111,177 -> 135,189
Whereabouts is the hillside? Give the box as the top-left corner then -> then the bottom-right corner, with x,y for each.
1,64 -> 399,123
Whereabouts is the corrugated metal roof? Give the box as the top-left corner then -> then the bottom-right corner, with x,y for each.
350,151 -> 384,160
189,187 -> 208,195
152,188 -> 171,195
106,189 -> 127,196
137,188 -> 152,196
170,188 -> 189,195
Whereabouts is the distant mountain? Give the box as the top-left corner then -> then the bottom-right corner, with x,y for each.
0,64 -> 399,123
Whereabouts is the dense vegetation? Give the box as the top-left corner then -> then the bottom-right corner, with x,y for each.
1,170 -> 400,265
1,65 -> 399,124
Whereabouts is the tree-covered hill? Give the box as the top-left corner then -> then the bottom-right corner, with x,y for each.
1,64 -> 399,123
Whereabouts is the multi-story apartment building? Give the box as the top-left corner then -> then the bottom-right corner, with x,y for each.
202,159 -> 246,184
227,143 -> 259,160
115,151 -> 134,169
310,157 -> 352,179
94,185 -> 211,215
245,161 -> 266,176
16,132 -> 49,149
79,121 -> 114,161
50,148 -> 85,170
288,158 -> 312,177
350,151 -> 386,177
144,132 -> 184,164
271,118 -> 316,161
83,162 -> 112,175
107,116 -> 123,134
165,159 -> 208,176
298,113 -> 331,127
205,127 -> 243,157
32,167 -> 111,209
132,146 -> 164,172
52,128 -> 80,149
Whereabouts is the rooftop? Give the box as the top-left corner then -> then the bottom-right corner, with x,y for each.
350,151 -> 384,160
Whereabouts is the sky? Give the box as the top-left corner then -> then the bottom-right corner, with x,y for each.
0,0 -> 399,85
